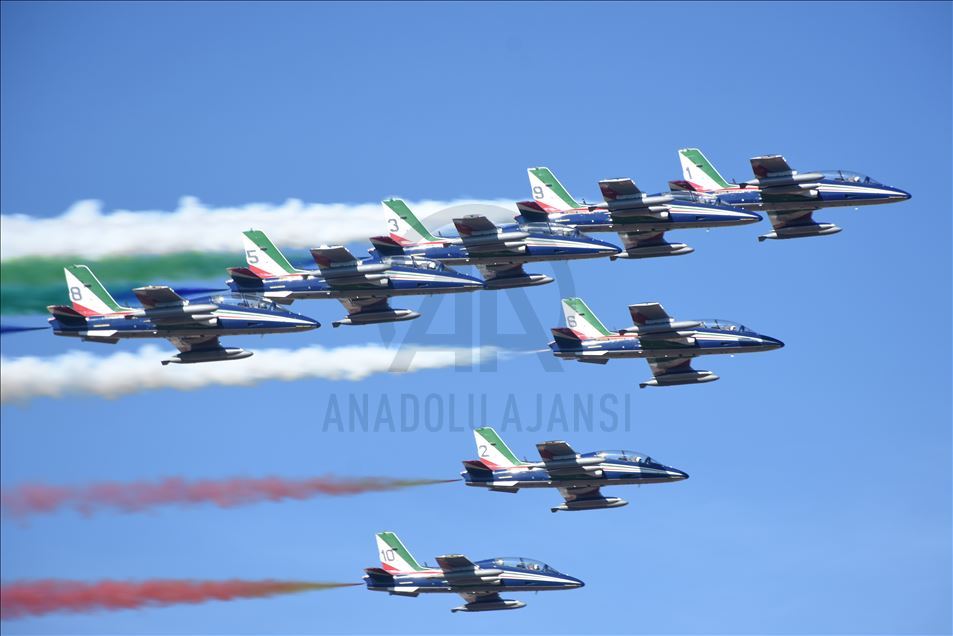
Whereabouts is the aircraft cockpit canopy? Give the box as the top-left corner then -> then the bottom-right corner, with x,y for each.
487,557 -> 558,573
669,190 -> 720,205
387,255 -> 447,271
211,293 -> 281,311
819,170 -> 882,185
694,319 -> 754,334
521,222 -> 582,238
599,450 -> 654,464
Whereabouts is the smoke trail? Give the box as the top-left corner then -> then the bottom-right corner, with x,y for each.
1,197 -> 518,260
0,344 -> 501,403
0,579 -> 359,620
2,476 -> 457,518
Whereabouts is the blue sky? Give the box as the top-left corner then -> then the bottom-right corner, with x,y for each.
1,1 -> 951,634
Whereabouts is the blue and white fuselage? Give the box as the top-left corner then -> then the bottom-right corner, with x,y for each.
396,223 -> 620,264
550,321 -> 784,361
692,171 -> 911,213
523,194 -> 761,234
228,254 -> 484,301
50,293 -> 318,340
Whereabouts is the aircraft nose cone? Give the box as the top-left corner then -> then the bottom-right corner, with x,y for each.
740,210 -> 763,223
671,469 -> 690,481
566,576 -> 585,588
896,188 -> 912,201
762,336 -> 784,350
301,317 -> 321,329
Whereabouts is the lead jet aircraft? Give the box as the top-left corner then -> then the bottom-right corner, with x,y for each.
381,198 -> 619,289
227,230 -> 483,326
48,265 -> 319,364
461,426 -> 688,512
524,166 -> 761,258
550,297 -> 783,387
364,531 -> 583,613
673,147 -> 911,241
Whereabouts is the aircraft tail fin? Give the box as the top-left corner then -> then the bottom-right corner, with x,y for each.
473,426 -> 525,468
64,265 -> 129,316
382,199 -> 440,243
527,167 -> 583,212
561,297 -> 612,339
678,148 -> 733,191
242,230 -> 298,277
376,532 -> 425,574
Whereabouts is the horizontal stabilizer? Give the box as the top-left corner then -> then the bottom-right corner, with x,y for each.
551,326 -> 585,347
369,235 -> 407,257
461,459 -> 494,480
47,305 -> 88,325
515,200 -> 552,224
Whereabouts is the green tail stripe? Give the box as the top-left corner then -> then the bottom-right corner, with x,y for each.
378,532 -> 423,571
383,199 -> 439,241
564,297 -> 611,336
244,230 -> 296,273
681,148 -> 731,188
529,167 -> 581,208
475,427 -> 524,465
67,265 -> 125,312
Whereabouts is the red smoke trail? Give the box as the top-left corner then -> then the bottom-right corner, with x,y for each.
1,476 -> 456,518
0,579 -> 359,620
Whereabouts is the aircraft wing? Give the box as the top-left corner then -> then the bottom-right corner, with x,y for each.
338,296 -> 394,316
558,485 -> 604,503
617,230 -> 670,251
765,209 -> 819,231
476,262 -> 529,281
750,155 -> 794,178
167,335 -> 224,354
132,286 -> 220,325
536,440 -> 578,461
599,178 -> 642,201
132,285 -> 186,308
436,554 -> 478,573
456,591 -> 506,605
310,246 -> 359,267
437,554 -> 502,587
628,302 -> 672,326
452,215 -> 499,237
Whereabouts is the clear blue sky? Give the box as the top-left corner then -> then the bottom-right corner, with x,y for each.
1,1 -> 950,634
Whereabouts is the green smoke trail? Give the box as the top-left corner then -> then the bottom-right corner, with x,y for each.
0,253 -> 237,315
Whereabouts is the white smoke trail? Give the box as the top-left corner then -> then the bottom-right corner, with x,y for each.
0,197 -> 519,260
0,344 -> 501,403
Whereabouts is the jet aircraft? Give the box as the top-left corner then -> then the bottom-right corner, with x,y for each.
381,198 -> 620,289
364,531 -> 583,612
550,297 -> 783,387
227,230 -> 483,326
461,426 -> 688,512
524,166 -> 761,258
48,265 -> 319,364
672,147 -> 911,241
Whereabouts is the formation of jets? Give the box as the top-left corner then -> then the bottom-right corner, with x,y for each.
42,150 -> 907,371
26,151 -> 911,614
364,426 -> 688,611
